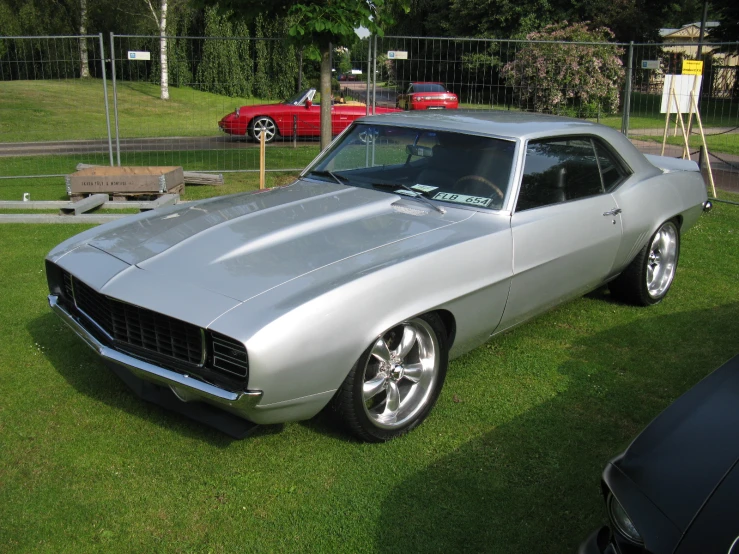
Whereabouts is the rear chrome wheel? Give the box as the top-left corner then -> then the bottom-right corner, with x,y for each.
610,219 -> 680,306
645,222 -> 679,299
334,313 -> 448,442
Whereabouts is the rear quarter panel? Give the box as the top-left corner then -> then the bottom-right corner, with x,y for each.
611,169 -> 706,272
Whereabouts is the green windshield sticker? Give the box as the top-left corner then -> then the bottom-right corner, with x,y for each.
432,192 -> 492,207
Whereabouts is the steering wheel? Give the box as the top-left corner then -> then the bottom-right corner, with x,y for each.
454,175 -> 504,202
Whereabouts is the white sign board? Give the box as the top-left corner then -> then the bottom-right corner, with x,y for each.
128,51 -> 151,61
660,74 -> 702,114
387,51 -> 408,60
641,60 -> 659,70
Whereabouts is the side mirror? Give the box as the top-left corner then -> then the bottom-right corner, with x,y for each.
305,99 -> 312,108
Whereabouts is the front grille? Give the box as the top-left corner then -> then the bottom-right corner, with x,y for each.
211,333 -> 249,378
58,270 -> 249,385
63,272 -> 74,299
72,276 -> 204,365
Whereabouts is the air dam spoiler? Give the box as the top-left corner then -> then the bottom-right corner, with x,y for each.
48,294 -> 263,438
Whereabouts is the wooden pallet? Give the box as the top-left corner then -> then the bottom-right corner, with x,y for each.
70,184 -> 184,203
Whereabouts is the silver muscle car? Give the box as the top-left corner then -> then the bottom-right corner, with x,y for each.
46,112 -> 709,442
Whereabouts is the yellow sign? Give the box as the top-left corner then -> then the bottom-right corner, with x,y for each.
682,60 -> 704,75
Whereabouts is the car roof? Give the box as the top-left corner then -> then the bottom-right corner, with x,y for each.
358,110 -> 603,139
355,110 -> 653,171
411,81 -> 444,85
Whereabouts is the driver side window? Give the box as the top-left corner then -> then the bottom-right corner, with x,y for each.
516,137 -> 604,212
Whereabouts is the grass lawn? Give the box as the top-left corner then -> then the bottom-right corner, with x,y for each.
632,132 -> 739,157
1,192 -> 738,552
0,171 -> 301,203
0,80 -> 279,143
0,143 -> 320,188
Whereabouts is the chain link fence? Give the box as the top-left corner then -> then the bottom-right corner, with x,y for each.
1,33 -> 738,196
0,34 -> 114,180
107,34 -> 317,174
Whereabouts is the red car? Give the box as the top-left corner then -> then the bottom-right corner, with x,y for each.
396,82 -> 459,111
218,89 -> 400,143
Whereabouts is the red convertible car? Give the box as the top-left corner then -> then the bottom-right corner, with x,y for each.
396,82 -> 459,111
218,89 -> 400,143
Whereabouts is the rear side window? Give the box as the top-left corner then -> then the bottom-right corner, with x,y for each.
516,138 -> 604,212
594,140 -> 628,191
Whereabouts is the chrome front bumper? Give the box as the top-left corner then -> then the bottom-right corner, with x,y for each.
48,294 -> 263,420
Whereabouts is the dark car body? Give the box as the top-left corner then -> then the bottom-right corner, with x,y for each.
580,354 -> 739,554
396,82 -> 459,111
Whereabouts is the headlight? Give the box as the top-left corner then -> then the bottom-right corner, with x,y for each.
608,494 -> 643,545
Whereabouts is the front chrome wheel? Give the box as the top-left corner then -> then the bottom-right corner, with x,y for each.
251,116 -> 277,143
646,222 -> 678,299
334,313 -> 448,442
361,318 -> 440,430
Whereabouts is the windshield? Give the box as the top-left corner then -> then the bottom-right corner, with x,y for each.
283,89 -> 313,105
305,124 -> 516,210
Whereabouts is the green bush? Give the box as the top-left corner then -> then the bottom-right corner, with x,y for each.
502,22 -> 624,117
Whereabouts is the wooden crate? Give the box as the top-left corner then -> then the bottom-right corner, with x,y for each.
66,166 -> 184,197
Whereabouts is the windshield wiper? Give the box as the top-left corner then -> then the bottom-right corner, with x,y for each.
371,182 -> 446,215
308,170 -> 349,186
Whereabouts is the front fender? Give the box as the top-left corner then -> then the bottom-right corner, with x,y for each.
208,216 -> 513,412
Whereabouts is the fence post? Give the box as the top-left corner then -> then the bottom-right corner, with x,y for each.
109,33 -> 121,166
366,37 -> 372,116
293,115 -> 297,148
98,33 -> 114,166
621,41 -> 634,137
372,35 -> 378,115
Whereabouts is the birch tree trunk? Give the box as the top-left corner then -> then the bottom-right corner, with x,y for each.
159,0 -> 169,100
79,0 -> 90,78
146,0 -> 169,100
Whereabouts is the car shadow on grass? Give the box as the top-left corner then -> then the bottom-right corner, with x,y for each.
374,303 -> 739,553
27,312 -> 285,446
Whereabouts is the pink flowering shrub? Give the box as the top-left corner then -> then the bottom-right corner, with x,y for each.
501,22 -> 624,117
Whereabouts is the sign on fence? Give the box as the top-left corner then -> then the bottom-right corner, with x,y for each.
641,60 -> 659,70
387,51 -> 408,60
127,51 -> 151,61
682,60 -> 703,75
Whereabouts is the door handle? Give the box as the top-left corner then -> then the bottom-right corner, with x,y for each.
603,208 -> 622,216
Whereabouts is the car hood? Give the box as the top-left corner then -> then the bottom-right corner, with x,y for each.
87,180 -> 473,303
674,457 -> 739,553
614,354 -> 739,531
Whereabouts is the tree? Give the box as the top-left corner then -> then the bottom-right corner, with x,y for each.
390,0 -> 679,43
385,0 -> 451,37
710,0 -> 739,49
335,46 -> 352,77
144,0 -> 169,100
501,22 -> 624,117
197,6 -> 253,97
204,0 -> 409,150
79,0 -> 90,77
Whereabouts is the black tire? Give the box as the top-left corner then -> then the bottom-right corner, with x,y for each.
249,116 -> 278,143
333,313 -> 448,442
609,219 -> 680,306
